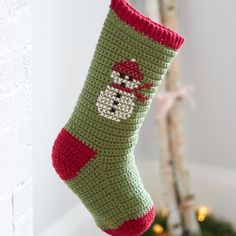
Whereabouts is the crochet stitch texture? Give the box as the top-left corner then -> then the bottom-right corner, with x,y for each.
52,0 -> 184,235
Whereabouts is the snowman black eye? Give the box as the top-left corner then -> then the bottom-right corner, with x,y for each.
119,73 -> 124,79
128,77 -> 133,82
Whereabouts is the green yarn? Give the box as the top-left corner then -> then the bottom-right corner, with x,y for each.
63,8 -> 177,231
67,153 -> 153,229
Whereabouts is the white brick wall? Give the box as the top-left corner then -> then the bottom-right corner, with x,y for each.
0,0 -> 32,235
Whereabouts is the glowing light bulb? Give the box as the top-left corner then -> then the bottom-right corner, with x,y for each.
160,208 -> 169,217
197,206 -> 209,222
153,224 -> 164,234
198,214 -> 206,222
198,206 -> 208,215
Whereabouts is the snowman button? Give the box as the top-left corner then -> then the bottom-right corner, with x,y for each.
116,93 -> 121,98
110,107 -> 116,113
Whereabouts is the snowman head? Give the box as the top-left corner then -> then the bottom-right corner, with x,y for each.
110,59 -> 144,90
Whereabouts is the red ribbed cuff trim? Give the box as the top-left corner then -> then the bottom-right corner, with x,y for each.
110,0 -> 184,50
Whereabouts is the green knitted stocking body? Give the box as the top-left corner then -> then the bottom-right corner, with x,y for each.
52,1 -> 184,235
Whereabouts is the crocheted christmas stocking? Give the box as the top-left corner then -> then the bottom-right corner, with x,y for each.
52,0 -> 184,235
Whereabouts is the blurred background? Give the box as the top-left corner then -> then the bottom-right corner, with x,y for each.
1,0 -> 235,236
33,0 -> 236,235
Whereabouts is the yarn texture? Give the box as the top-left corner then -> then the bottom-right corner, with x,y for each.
52,0 -> 184,235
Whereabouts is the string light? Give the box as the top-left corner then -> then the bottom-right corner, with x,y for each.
197,206 -> 209,222
144,207 -> 236,235
160,208 -> 169,218
152,224 -> 164,234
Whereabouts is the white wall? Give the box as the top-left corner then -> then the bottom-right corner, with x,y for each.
33,1 -> 109,235
178,0 -> 236,170
33,0 -> 236,235
135,0 -> 236,170
0,0 -> 32,235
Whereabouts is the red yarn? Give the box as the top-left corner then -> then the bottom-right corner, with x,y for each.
110,0 -> 184,50
134,82 -> 153,103
52,128 -> 97,181
103,206 -> 155,236
111,83 -> 153,103
112,59 -> 144,81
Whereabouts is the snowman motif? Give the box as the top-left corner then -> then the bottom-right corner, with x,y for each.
96,59 -> 153,122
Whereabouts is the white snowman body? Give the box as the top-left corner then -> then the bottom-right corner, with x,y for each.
96,85 -> 135,122
96,69 -> 140,122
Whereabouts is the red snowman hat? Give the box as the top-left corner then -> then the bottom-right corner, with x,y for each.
112,59 -> 144,81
